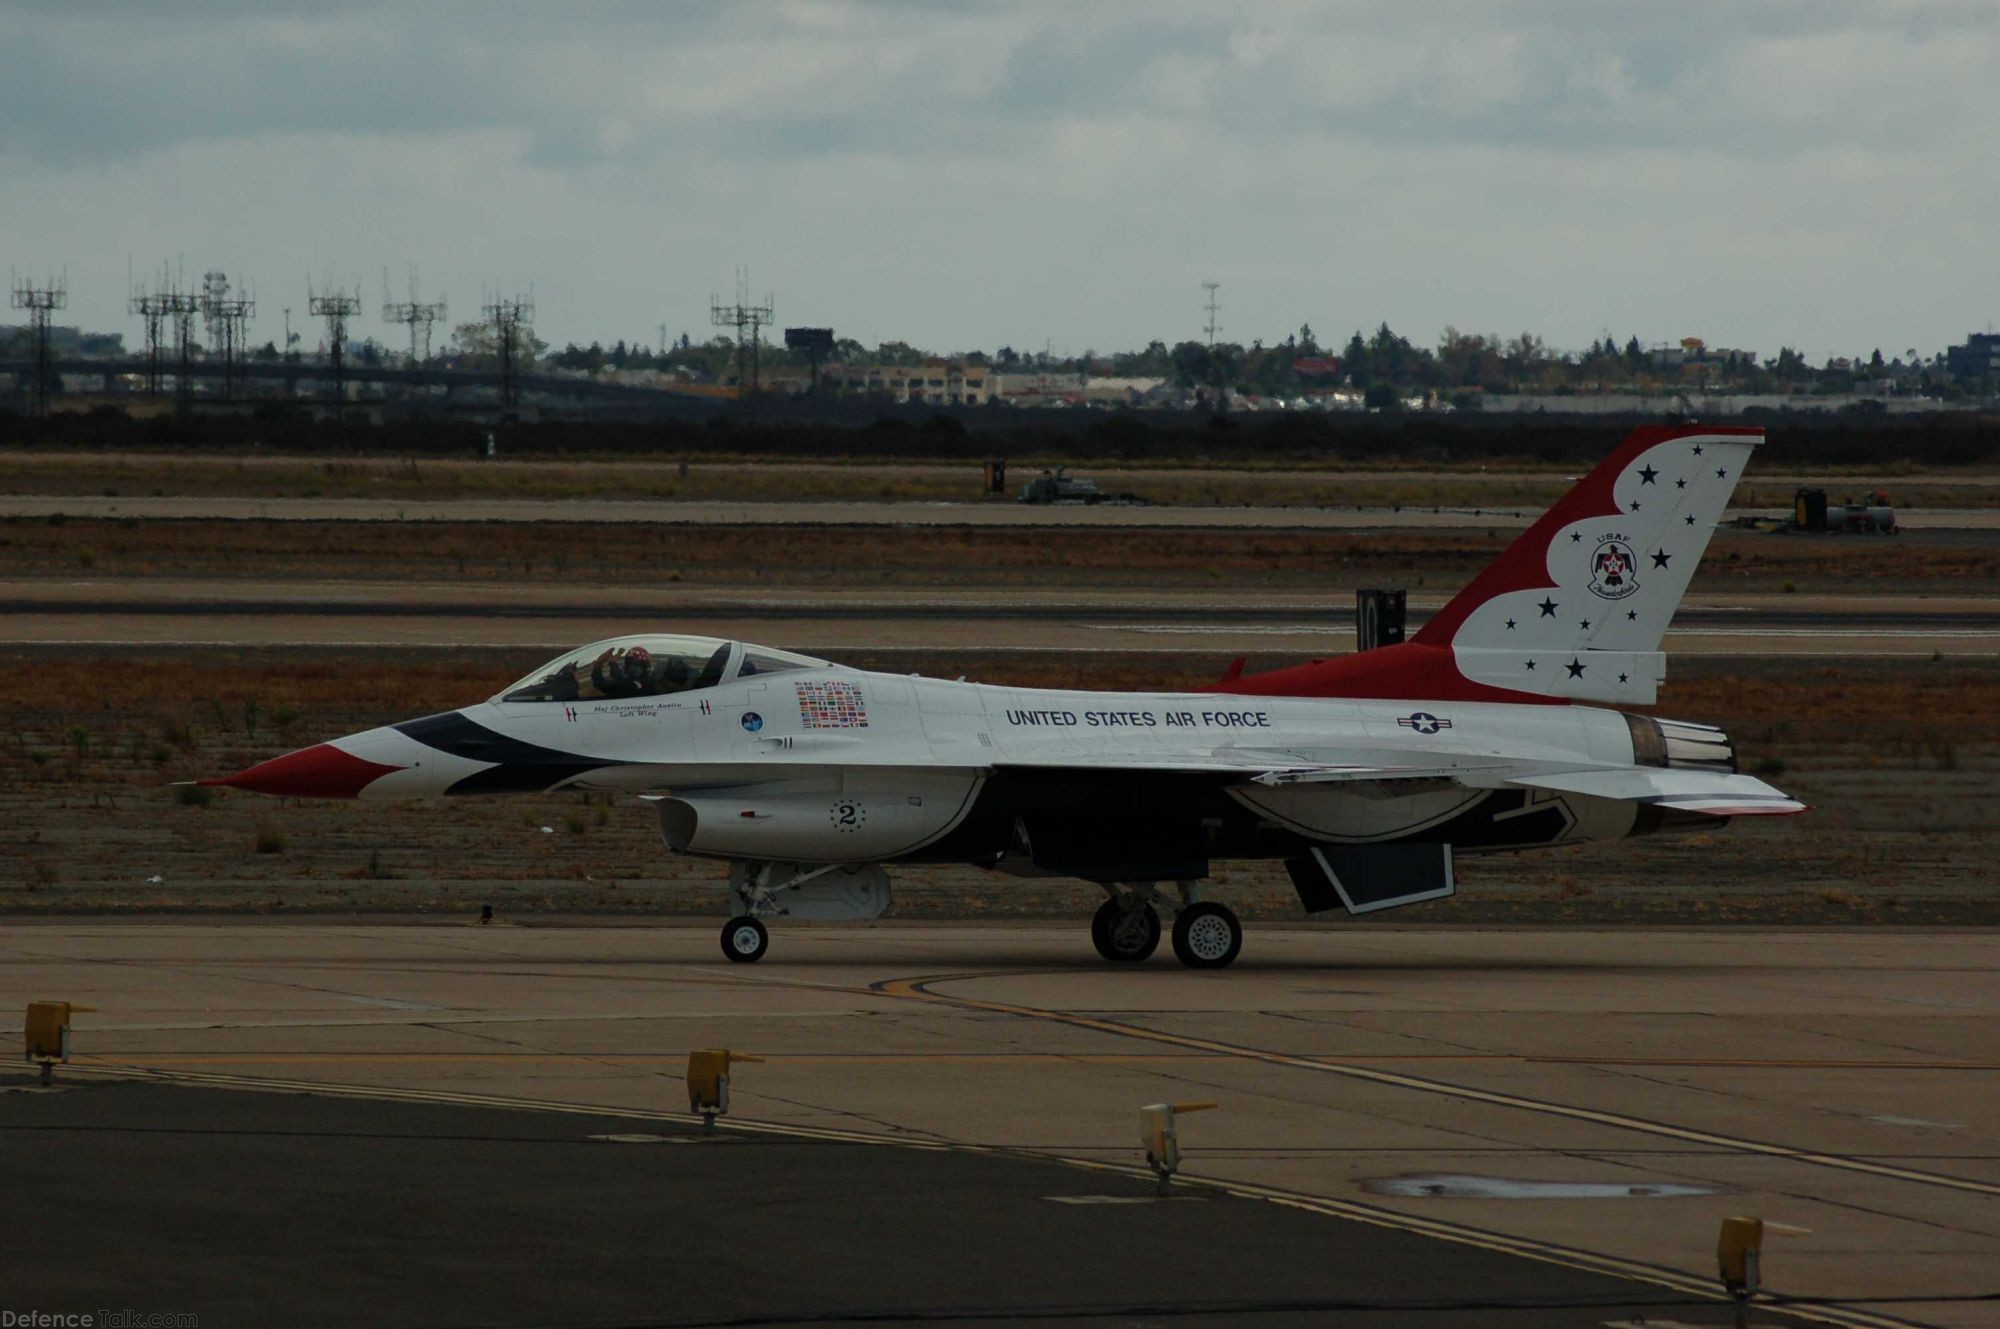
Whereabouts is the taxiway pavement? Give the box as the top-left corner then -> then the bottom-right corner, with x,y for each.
3,921 -> 1992,1327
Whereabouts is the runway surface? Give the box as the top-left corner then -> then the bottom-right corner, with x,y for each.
6,492 -> 1996,529
3,1077 -> 1765,1328
5,921 -> 1993,1327
8,580 -> 1997,656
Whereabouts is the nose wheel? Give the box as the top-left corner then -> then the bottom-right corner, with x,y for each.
720,915 -> 769,963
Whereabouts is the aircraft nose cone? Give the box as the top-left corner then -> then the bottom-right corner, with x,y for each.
202,742 -> 406,799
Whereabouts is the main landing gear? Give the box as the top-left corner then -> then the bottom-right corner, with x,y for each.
1092,883 -> 1243,969
721,915 -> 769,963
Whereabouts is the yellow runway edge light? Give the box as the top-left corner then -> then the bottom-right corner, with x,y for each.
686,1048 -> 765,1128
25,1001 -> 97,1086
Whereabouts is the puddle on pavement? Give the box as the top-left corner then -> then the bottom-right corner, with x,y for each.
1363,1173 -> 1716,1199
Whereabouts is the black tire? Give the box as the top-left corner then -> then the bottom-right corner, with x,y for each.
1171,902 -> 1242,970
1090,900 -> 1160,962
720,915 -> 769,963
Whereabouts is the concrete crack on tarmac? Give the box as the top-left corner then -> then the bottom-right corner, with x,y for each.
870,970 -> 2000,1202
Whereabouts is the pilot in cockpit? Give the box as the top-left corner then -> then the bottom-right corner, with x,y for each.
590,645 -> 653,698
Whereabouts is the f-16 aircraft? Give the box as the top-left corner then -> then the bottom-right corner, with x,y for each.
209,425 -> 1803,968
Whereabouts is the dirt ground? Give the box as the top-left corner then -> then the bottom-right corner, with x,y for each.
4,449 -> 1993,510
3,648 -> 1993,925
8,514 -> 1995,597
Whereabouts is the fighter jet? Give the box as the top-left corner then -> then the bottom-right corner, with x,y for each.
208,425 -> 1803,967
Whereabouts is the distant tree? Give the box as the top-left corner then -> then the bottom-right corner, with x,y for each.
1343,331 -> 1370,387
1367,323 -> 1417,385
1436,327 -> 1501,388
1297,323 -> 1320,358
1363,381 -> 1401,411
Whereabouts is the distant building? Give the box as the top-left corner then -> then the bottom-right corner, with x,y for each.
820,360 -> 990,405
1946,332 -> 2000,380
1292,356 -> 1343,377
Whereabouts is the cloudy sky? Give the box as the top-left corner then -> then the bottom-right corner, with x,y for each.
3,1 -> 1994,360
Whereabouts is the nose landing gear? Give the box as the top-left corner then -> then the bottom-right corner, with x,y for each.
721,915 -> 769,963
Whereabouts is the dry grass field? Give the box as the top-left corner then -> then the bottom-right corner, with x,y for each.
3,647 -> 1993,925
8,514 -> 1994,597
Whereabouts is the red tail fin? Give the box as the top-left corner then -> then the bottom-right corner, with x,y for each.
1206,425 -> 1763,705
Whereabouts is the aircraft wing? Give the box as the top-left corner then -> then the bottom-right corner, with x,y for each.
991,753 -> 1804,817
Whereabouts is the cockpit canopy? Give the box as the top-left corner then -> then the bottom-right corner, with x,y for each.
497,635 -> 827,704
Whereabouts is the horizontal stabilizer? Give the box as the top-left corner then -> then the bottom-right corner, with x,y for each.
1453,649 -> 1665,705
1494,767 -> 1806,817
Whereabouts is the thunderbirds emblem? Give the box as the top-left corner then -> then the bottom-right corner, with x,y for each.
1587,536 -> 1641,601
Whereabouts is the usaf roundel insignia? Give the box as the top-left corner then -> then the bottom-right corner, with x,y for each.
740,711 -> 764,733
1587,536 -> 1641,601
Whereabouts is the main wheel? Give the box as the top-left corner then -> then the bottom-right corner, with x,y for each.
1090,900 -> 1161,962
1171,902 -> 1242,969
720,915 -> 769,963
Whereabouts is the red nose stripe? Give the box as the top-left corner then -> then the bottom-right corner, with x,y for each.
202,743 -> 405,799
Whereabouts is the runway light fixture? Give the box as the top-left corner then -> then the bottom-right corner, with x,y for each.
1717,1215 -> 1763,1327
1140,1100 -> 1217,1194
686,1048 -> 764,1129
24,1001 -> 96,1086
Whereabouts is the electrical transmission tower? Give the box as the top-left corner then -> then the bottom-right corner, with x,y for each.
200,270 -> 255,399
161,274 -> 202,414
482,294 -> 534,410
10,271 -> 67,419
710,270 -> 773,401
129,271 -> 171,398
308,281 -> 362,408
1202,281 -> 1221,350
382,268 -> 446,366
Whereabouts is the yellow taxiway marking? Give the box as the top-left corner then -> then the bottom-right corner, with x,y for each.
873,973 -> 2000,1201
53,1060 -> 1915,1329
